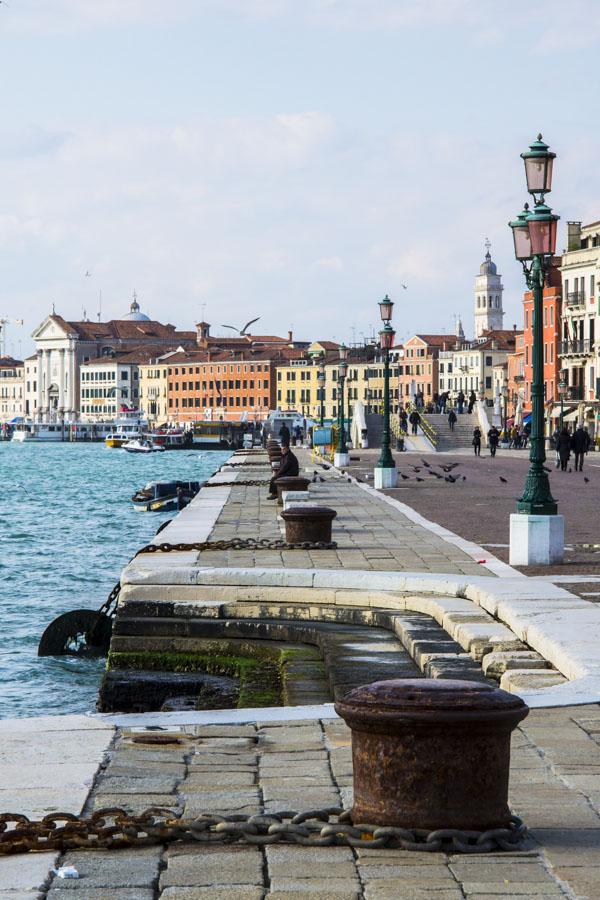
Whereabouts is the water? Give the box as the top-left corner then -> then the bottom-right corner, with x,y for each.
0,443 -> 230,719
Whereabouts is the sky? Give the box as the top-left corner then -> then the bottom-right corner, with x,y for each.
2,0 -> 600,358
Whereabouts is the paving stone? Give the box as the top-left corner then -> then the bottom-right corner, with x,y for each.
161,891 -> 264,900
47,890 -> 154,899
0,852 -> 57,891
49,847 -> 162,889
268,878 -> 361,894
364,888 -> 463,900
160,844 -> 263,888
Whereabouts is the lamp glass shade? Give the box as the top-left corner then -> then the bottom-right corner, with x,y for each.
338,360 -> 348,377
379,294 -> 394,322
509,205 -> 532,261
528,213 -> 558,256
380,325 -> 396,350
339,343 -> 348,362
558,380 -> 567,395
521,135 -> 556,195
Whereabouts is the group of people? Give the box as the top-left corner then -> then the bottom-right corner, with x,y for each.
432,390 -> 477,415
552,424 -> 591,472
471,425 -> 501,457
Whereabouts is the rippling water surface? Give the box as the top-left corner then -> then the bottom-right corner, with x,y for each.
0,443 -> 230,719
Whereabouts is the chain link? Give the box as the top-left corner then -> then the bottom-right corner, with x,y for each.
0,806 -> 526,856
135,537 -> 337,557
201,480 -> 271,487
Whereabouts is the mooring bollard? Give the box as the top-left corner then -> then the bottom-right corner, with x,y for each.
281,504 -> 337,543
334,678 -> 528,830
275,476 -> 310,505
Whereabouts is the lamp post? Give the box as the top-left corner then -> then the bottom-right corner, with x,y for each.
334,344 -> 349,466
502,379 -> 509,445
558,369 -> 568,430
508,134 -> 563,565
374,295 -> 398,489
317,358 -> 326,427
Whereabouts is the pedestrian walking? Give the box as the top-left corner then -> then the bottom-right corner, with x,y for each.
457,390 -> 465,414
467,390 -> 476,414
472,426 -> 482,457
557,427 -> 571,471
399,408 -> 408,433
439,391 -> 448,413
571,424 -> 591,471
278,423 -> 291,447
448,409 -> 457,431
487,425 -> 500,458
409,409 -> 421,435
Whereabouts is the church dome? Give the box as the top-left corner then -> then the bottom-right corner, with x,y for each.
120,293 -> 150,321
480,250 -> 497,276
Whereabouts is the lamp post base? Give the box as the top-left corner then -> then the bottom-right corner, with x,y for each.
334,451 -> 350,468
374,466 -> 398,489
509,514 -> 564,566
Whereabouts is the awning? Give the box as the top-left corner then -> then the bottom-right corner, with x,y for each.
522,413 -> 532,425
549,405 -> 577,419
563,409 -> 580,423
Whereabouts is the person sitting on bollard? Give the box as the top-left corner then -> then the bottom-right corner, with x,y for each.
268,444 -> 299,498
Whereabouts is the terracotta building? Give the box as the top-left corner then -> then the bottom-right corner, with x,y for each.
167,350 -> 280,423
398,334 -> 452,403
522,257 -> 562,415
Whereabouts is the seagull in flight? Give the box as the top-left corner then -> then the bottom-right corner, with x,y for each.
220,316 -> 261,336
85,270 -> 92,277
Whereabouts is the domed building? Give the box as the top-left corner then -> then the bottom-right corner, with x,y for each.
120,292 -> 151,322
474,241 -> 504,337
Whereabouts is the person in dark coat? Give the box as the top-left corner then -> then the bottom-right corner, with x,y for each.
557,427 -> 571,471
487,425 -> 500,457
467,390 -> 476,414
268,445 -> 299,497
448,409 -> 457,431
571,425 -> 591,471
456,390 -> 465,414
278,423 -> 291,447
409,409 -> 421,435
399,408 -> 408,432
472,427 -> 482,457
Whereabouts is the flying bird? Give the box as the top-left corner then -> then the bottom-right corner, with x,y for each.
401,284 -> 408,289
445,475 -> 456,483
220,317 -> 261,336
499,476 -> 508,483
441,463 -> 460,472
85,270 -> 91,277
421,460 -> 431,468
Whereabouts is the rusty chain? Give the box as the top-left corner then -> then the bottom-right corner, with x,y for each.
135,537 -> 337,557
201,479 -> 270,487
0,806 -> 526,856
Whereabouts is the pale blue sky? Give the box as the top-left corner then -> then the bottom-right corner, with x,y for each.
2,0 -> 600,356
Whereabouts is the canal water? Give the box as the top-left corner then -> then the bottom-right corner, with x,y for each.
0,443 -> 230,719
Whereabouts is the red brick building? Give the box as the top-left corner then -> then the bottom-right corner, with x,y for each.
522,257 -> 562,413
398,334 -> 453,403
167,350 -> 280,423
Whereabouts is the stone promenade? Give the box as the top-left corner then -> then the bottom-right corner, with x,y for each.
4,448 -> 600,899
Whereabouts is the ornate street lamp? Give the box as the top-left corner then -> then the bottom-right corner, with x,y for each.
502,379 -> 509,444
558,369 -> 568,430
317,357 -> 326,427
336,345 -> 348,459
374,297 -> 398,489
508,134 -> 562,565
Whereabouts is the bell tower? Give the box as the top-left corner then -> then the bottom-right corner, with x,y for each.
474,239 -> 504,337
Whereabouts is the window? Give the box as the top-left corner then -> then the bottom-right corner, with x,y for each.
591,275 -> 595,299
485,376 -> 492,389
525,310 -> 529,329
485,356 -> 492,366
550,306 -> 553,325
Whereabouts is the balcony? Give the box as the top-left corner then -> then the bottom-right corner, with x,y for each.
566,290 -> 586,308
560,339 -> 592,356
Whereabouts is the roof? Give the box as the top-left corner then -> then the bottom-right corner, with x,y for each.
0,356 -> 23,368
83,344 -> 185,366
310,340 -> 340,351
48,315 -> 196,345
472,329 -> 520,351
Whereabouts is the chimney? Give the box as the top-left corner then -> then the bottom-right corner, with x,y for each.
567,221 -> 582,252
196,321 -> 210,347
287,330 -> 293,343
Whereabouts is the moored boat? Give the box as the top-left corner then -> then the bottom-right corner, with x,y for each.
131,480 -> 201,512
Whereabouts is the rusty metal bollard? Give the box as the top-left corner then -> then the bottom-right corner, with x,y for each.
281,505 -> 337,543
275,476 -> 310,504
334,678 -> 528,831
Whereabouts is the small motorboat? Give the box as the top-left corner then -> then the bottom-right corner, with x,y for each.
131,480 -> 202,512
123,439 -> 165,454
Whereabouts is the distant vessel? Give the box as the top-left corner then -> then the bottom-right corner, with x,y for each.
105,413 -> 148,448
12,422 -> 67,442
131,480 -> 201,512
123,439 -> 165,454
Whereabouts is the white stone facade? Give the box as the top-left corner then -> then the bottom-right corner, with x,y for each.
559,221 -> 600,419
30,318 -> 83,421
474,245 -> 504,337
80,359 -> 141,421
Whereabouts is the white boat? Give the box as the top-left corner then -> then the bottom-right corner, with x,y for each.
105,414 -> 148,448
12,422 -> 67,442
123,439 -> 165,454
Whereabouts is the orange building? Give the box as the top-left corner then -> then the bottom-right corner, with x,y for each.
167,350 -> 279,423
522,257 -> 562,414
507,331 -> 525,417
398,334 -> 453,404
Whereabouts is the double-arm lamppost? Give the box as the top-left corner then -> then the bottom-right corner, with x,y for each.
374,294 -> 398,488
508,134 -> 563,563
334,344 -> 349,465
558,368 -> 568,430
317,357 -> 326,427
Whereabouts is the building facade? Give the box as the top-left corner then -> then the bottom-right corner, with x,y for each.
0,357 -> 24,423
474,243 -> 504,337
558,221 -> 600,431
439,330 -> 520,401
522,257 -> 562,415
398,335 -> 450,403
